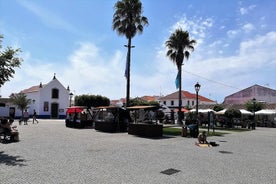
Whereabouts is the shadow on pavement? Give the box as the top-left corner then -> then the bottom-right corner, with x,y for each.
0,151 -> 27,167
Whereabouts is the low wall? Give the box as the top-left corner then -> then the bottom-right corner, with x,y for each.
128,123 -> 163,137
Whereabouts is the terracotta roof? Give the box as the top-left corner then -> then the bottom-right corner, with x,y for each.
21,84 -> 45,93
159,91 -> 215,103
0,98 -> 10,104
141,96 -> 156,101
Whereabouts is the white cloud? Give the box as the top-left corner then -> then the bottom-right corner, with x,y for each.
62,42 -> 126,98
242,23 -> 255,33
240,32 -> 276,60
227,30 -> 240,38
1,42 -> 126,99
240,8 -> 248,15
240,4 -> 256,15
171,16 -> 213,42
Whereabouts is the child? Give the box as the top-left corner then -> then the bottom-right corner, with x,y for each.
198,131 -> 208,144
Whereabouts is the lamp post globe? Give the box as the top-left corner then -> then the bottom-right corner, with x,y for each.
69,92 -> 73,107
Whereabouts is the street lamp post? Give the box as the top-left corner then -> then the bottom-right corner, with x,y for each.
194,82 -> 201,118
194,82 -> 201,137
69,92 -> 73,107
252,98 -> 256,130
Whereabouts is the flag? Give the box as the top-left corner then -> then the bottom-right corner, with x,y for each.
175,71 -> 180,89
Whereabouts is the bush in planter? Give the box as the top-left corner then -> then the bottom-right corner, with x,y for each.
155,110 -> 165,123
225,108 -> 241,128
185,112 -> 197,125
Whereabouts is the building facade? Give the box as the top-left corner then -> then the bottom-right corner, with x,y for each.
223,84 -> 276,105
159,90 -> 216,109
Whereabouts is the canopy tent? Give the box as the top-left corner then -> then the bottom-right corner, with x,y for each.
190,109 -> 214,113
215,109 -> 227,115
255,109 -> 276,115
240,109 -> 253,115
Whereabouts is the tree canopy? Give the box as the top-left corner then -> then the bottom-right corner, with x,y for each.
74,95 -> 110,108
0,34 -> 22,87
9,93 -> 32,115
165,28 -> 196,69
112,0 -> 148,40
245,100 -> 263,112
129,97 -> 159,107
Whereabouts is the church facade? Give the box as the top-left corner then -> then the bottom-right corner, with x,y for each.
0,75 -> 71,119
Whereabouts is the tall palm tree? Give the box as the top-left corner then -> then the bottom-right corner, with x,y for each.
112,0 -> 148,107
165,28 -> 196,124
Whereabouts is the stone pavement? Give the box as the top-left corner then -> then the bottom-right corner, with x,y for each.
1,120 -> 276,184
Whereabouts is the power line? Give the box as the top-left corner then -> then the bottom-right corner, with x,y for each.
183,69 -> 241,90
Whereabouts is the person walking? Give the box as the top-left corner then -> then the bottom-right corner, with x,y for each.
33,110 -> 39,124
23,110 -> 29,125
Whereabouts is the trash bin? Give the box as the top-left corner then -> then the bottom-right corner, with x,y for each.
188,124 -> 199,138
181,126 -> 187,137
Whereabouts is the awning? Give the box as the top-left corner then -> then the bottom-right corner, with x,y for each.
174,108 -> 189,112
127,105 -> 157,110
66,106 -> 85,114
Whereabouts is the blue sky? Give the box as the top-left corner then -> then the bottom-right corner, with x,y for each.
0,0 -> 275,103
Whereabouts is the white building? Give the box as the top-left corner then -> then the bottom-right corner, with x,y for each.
159,90 -> 216,109
0,75 -> 71,119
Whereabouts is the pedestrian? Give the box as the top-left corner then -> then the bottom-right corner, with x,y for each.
33,110 -> 39,124
23,109 -> 29,125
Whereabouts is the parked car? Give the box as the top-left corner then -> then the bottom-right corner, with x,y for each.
65,106 -> 94,128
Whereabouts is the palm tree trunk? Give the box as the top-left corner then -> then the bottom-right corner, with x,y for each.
126,38 -> 131,107
178,65 -> 182,125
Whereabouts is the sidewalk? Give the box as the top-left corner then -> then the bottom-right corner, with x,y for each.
1,120 -> 276,184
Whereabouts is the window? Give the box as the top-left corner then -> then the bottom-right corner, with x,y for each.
171,101 -> 174,106
44,102 -> 49,112
187,100 -> 190,106
192,101 -> 194,106
163,101 -> 166,105
52,88 -> 59,99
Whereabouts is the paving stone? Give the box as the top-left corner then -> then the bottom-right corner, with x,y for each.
0,120 -> 276,184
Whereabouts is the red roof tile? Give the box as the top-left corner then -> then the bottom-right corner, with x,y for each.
160,90 -> 215,103
141,96 -> 156,101
21,84 -> 45,93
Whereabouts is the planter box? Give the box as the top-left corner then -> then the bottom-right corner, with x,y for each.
95,120 -> 118,133
95,120 -> 127,133
128,123 -> 163,137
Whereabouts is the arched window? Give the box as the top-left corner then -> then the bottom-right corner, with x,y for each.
52,88 -> 59,99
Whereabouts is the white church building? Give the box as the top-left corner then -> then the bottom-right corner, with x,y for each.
0,75 -> 71,119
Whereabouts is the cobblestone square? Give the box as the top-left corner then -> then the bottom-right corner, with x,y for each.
1,120 -> 276,184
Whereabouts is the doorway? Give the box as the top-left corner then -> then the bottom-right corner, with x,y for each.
51,103 -> 59,118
